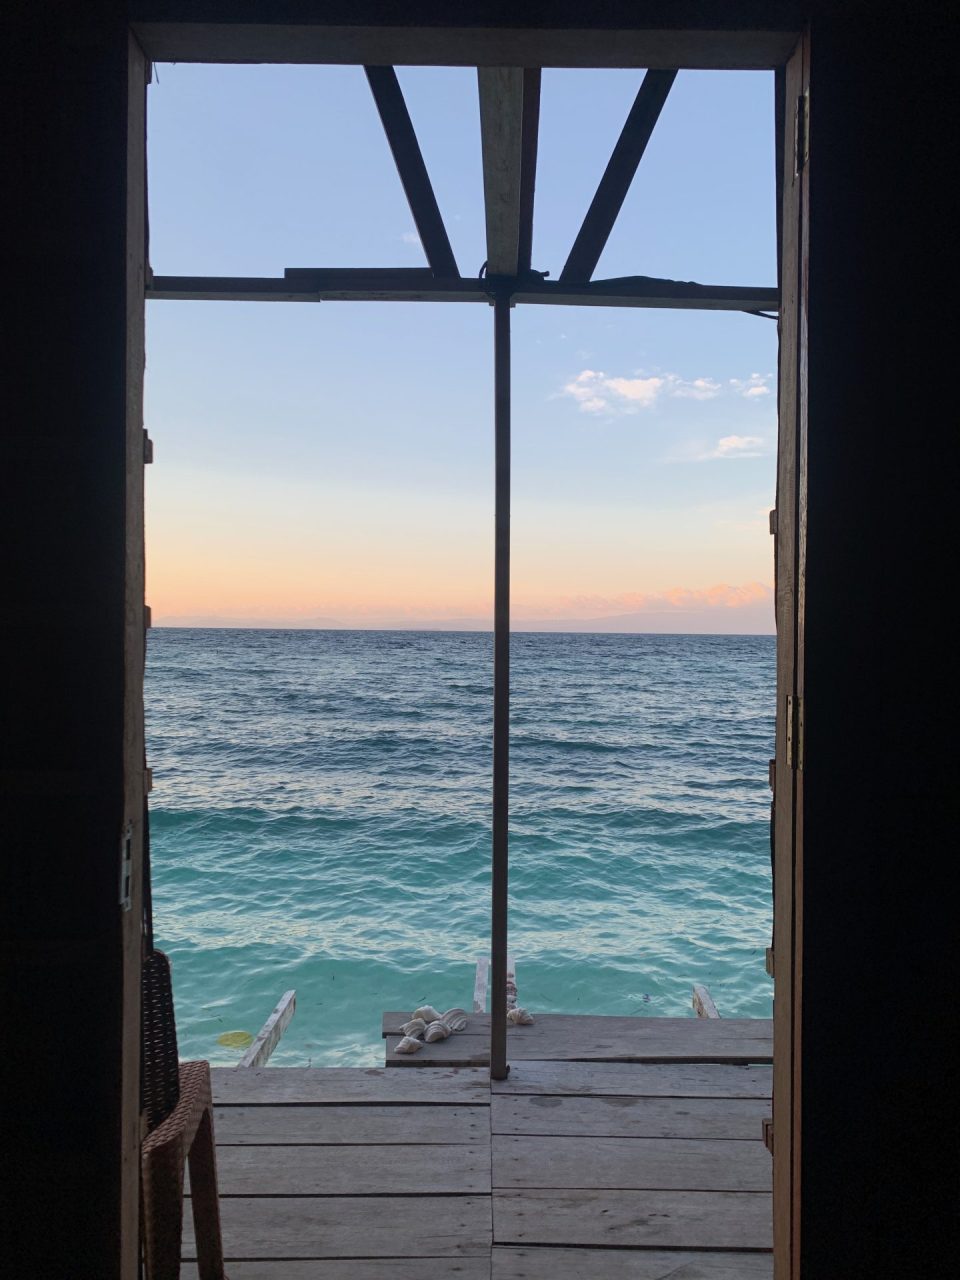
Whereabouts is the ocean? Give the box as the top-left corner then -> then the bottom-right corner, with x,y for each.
145,628 -> 774,1066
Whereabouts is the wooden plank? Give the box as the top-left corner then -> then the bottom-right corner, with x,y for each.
693,984 -> 721,1018
196,1143 -> 490,1196
364,66 -> 459,278
478,67 -> 524,276
492,1093 -> 770,1140
215,1103 -> 489,1146
491,1061 -> 772,1100
493,1246 -> 772,1279
148,272 -> 779,312
560,70 -> 677,282
183,1263 -> 490,1280
183,1195 -> 492,1259
383,1014 -> 772,1063
133,24 -> 801,72
516,69 -> 541,274
473,956 -> 488,1013
210,1067 -> 490,1106
493,1134 -> 771,1192
238,990 -> 296,1069
385,1034 -> 490,1067
493,1188 -> 771,1250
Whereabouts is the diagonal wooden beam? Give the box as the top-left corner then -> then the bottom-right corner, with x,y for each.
560,69 -> 678,283
517,69 -> 542,276
365,65 -> 459,279
478,67 -> 525,277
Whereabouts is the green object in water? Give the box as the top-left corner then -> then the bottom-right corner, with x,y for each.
217,1030 -> 253,1049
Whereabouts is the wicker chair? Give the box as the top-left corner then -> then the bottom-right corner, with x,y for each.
141,811 -> 227,1279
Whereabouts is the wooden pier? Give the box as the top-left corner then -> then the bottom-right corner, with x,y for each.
182,1015 -> 773,1276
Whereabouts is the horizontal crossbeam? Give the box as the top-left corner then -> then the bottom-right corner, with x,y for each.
147,270 -> 778,312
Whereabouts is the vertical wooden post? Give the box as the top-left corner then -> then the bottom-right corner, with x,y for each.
490,291 -> 511,1081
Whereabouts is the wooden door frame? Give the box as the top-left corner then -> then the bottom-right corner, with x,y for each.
123,14 -> 807,1276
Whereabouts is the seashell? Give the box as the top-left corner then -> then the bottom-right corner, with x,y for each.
412,1006 -> 442,1023
400,1017 -> 427,1038
440,1008 -> 468,1032
424,1020 -> 452,1042
507,1006 -> 535,1026
394,1035 -> 423,1054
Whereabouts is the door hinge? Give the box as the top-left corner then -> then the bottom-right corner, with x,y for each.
795,90 -> 810,176
143,429 -> 154,464
769,508 -> 778,536
763,1117 -> 774,1156
119,820 -> 133,911
786,693 -> 804,771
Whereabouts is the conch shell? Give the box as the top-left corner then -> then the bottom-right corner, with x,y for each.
507,1006 -> 534,1026
400,1017 -> 427,1038
394,1034 -> 423,1054
412,1006 -> 442,1023
439,1008 -> 468,1032
424,1020 -> 452,1042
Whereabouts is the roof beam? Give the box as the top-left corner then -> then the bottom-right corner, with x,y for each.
148,270 -> 778,313
364,66 -> 459,279
517,69 -> 542,275
560,69 -> 677,283
478,67 -> 525,277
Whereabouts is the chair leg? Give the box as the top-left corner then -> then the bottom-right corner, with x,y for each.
141,1147 -> 185,1280
188,1105 -> 226,1280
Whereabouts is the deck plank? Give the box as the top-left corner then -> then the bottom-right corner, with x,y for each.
197,1143 -> 490,1196
493,1093 -> 769,1139
211,1066 -> 489,1105
184,1195 -> 492,1259
493,1246 -> 772,1278
382,1014 -> 772,1064
182,1264 -> 489,1280
493,1188 -> 771,1250
215,1103 -> 489,1145
491,1060 -> 772,1099
493,1134 -> 770,1191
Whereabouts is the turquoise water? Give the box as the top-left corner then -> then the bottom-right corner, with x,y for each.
146,629 -> 774,1065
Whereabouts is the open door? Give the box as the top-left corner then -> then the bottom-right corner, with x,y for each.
772,29 -> 809,1280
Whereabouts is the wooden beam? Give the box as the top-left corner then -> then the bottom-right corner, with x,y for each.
132,21 -> 802,71
148,271 -> 778,312
561,70 -> 677,283
364,66 -> 458,278
517,70 -> 541,275
693,984 -> 721,1018
237,990 -> 296,1069
478,68 -> 524,277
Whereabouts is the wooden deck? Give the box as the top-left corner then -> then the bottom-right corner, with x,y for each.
182,1019 -> 773,1277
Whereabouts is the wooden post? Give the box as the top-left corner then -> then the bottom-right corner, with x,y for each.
490,291 -> 511,1082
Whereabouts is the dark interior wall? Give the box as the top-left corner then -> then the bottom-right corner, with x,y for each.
1,3 -> 133,1275
801,8 -> 949,1276
0,2 -> 949,1276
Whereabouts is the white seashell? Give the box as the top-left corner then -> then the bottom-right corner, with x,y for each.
507,1007 -> 535,1026
440,1008 -> 468,1032
394,1035 -> 423,1054
424,1020 -> 452,1042
400,1017 -> 427,1038
412,1006 -> 442,1023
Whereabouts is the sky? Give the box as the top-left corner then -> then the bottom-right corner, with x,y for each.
145,64 -> 778,632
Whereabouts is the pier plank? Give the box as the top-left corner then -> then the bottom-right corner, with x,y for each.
493,1093 -> 769,1139
382,1014 -> 772,1064
215,1103 -> 489,1145
493,1188 -> 771,1250
493,1247 -> 772,1279
198,1142 -> 490,1196
184,1195 -> 492,1259
492,1060 -> 772,1099
184,1264 -> 489,1280
493,1134 -> 771,1192
211,1066 -> 489,1105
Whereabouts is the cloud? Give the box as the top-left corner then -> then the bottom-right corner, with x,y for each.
400,230 -> 421,246
562,370 -> 729,415
697,434 -> 766,460
729,372 -> 772,398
